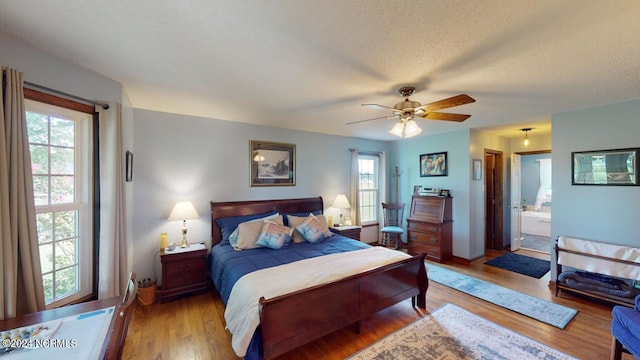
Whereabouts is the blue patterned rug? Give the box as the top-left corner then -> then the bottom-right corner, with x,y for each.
428,264 -> 577,329
346,303 -> 577,360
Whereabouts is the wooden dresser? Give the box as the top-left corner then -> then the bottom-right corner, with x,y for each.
406,195 -> 452,263
158,243 -> 209,303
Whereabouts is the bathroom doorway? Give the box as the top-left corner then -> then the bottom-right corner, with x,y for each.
518,151 -> 552,253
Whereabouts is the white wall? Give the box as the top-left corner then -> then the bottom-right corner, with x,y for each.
552,99 -> 640,246
132,109 -> 390,282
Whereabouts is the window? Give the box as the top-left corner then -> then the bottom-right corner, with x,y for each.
25,98 -> 94,307
358,154 -> 379,224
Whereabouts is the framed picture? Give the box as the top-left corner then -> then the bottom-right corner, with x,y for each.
473,158 -> 482,181
420,151 -> 448,177
572,148 -> 639,185
250,140 -> 296,186
125,151 -> 134,182
413,185 -> 422,195
439,189 -> 450,197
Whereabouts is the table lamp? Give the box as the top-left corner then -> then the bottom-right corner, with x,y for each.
168,201 -> 199,248
332,194 -> 351,226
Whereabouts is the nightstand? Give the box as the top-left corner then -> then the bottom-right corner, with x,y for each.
158,243 -> 209,303
330,225 -> 362,241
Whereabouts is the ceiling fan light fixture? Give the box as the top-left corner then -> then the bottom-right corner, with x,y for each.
404,120 -> 422,138
388,119 -> 422,138
388,121 -> 405,137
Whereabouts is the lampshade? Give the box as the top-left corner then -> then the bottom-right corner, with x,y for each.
388,118 -> 422,138
168,201 -> 199,221
332,194 -> 351,209
388,121 -> 405,137
404,120 -> 423,138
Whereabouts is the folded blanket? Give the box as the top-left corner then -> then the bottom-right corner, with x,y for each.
558,271 -> 638,298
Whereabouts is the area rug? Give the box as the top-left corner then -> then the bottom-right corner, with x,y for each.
427,264 -> 577,329
485,252 -> 550,278
345,303 -> 577,360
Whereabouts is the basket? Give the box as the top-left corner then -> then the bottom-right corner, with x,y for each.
137,284 -> 157,306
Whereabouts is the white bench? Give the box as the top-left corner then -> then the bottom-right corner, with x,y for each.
554,236 -> 640,307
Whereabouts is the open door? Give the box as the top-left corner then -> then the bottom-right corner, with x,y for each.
510,154 -> 522,251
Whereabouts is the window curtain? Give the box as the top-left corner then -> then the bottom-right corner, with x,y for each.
349,149 -> 360,225
0,66 -> 45,319
379,151 -> 387,204
97,103 -> 128,298
534,158 -> 552,210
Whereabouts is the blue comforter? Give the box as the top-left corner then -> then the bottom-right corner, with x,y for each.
206,234 -> 370,305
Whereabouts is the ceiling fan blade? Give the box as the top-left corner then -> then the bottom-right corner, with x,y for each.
361,103 -> 397,111
416,112 -> 471,122
346,115 -> 397,125
416,94 -> 476,112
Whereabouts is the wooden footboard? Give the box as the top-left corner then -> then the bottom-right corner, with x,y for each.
259,253 -> 427,360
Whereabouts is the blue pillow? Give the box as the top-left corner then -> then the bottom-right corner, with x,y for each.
283,210 -> 322,226
216,210 -> 278,241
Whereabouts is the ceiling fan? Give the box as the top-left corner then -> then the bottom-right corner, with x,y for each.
348,86 -> 476,138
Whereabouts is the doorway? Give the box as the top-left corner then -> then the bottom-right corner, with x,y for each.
517,151 -> 552,253
484,149 -> 504,250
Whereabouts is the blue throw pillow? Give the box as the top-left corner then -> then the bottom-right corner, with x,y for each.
255,221 -> 293,249
216,210 -> 278,241
295,214 -> 327,243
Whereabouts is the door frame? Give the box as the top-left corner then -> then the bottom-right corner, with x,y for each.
484,149 -> 504,250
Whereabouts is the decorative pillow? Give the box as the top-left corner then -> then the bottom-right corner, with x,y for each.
295,214 -> 331,243
283,210 -> 322,226
255,221 -> 293,249
217,210 -> 279,241
287,214 -> 332,243
229,213 -> 281,250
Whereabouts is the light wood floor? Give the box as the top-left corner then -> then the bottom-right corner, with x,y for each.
122,249 -> 632,359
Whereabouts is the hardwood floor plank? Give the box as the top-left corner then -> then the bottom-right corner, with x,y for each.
122,249 -> 633,359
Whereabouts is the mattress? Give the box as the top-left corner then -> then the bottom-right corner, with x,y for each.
206,234 -> 370,304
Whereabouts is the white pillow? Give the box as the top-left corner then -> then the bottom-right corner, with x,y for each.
230,213 -> 281,250
287,213 -> 332,243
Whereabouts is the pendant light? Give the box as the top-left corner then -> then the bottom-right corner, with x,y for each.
521,128 -> 532,147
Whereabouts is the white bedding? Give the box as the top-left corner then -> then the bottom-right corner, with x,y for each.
224,246 -> 412,357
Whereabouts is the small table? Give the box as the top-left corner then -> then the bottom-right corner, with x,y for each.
158,243 -> 209,303
330,225 -> 362,241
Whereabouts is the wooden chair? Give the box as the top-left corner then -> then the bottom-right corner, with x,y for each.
104,272 -> 137,360
379,202 -> 405,249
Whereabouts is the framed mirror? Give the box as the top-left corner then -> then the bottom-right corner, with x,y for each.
572,148 -> 638,185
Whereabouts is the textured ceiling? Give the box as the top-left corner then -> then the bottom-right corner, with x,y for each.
1,0 -> 639,141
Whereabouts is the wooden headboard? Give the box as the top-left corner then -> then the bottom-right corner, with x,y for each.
210,197 -> 324,246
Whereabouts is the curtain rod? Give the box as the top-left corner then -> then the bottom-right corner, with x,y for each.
23,80 -> 109,110
349,148 -> 383,155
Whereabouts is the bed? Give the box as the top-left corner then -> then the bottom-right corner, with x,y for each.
207,196 -> 427,360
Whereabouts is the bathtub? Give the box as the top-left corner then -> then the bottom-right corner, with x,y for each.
521,210 -> 551,237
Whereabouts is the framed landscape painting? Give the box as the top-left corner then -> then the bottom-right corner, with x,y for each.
250,140 -> 296,186
572,148 -> 638,185
420,152 -> 448,177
